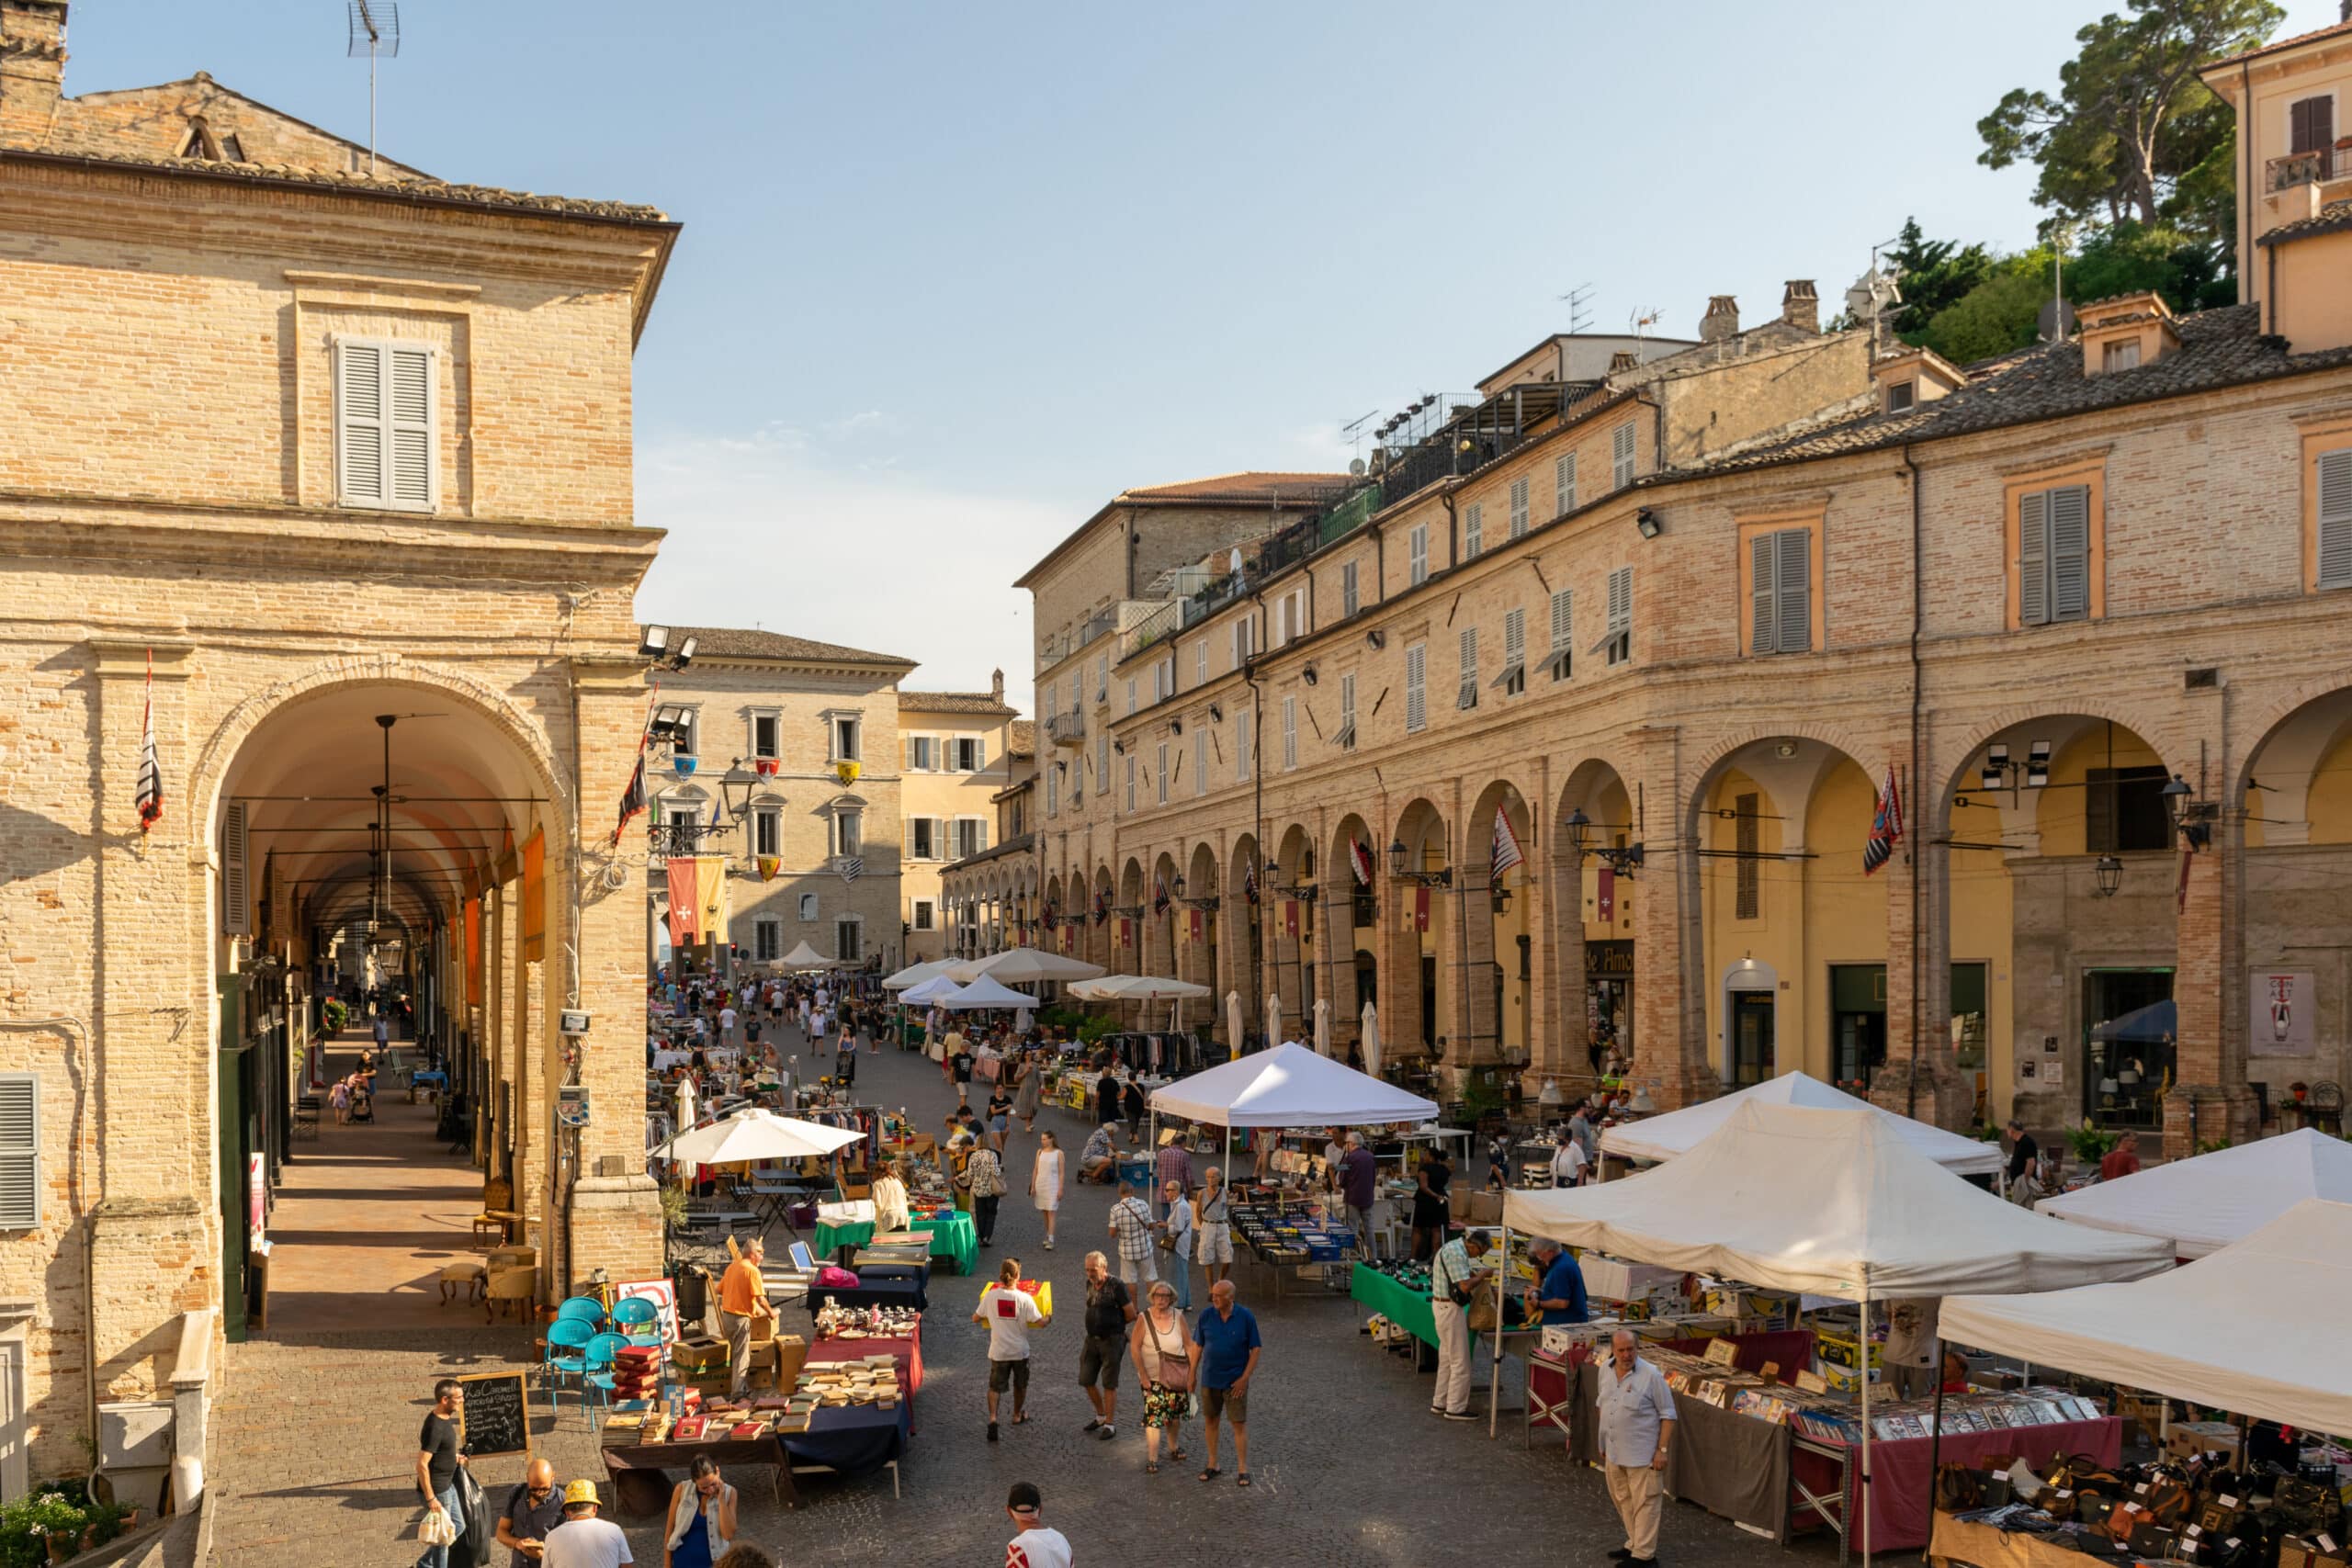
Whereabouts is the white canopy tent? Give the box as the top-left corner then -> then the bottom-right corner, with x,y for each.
1599,1070 -> 2002,1177
1066,975 -> 1212,1001
944,947 -> 1105,986
1503,1101 -> 2173,1563
2031,1126 -> 2352,1258
1940,1198 -> 2352,1437
939,975 -> 1039,1010
1147,1041 -> 1441,1211
882,958 -> 953,991
777,940 -> 834,972
899,974 -> 963,1007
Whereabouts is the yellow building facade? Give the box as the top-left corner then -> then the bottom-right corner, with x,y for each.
898,681 -> 1024,960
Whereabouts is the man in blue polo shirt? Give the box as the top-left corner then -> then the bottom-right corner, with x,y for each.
1192,1279 -> 1261,1487
1526,1238 -> 1589,1325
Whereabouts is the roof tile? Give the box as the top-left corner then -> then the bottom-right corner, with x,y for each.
658,626 -> 913,667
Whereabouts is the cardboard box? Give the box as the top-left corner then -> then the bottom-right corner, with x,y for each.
673,1337 -> 729,1371
2278,1534 -> 2349,1568
773,1335 -> 808,1387
2167,1422 -> 2243,1465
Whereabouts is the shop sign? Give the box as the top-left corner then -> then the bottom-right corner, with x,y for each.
2250,969 -> 2315,1054
1585,941 -> 1635,977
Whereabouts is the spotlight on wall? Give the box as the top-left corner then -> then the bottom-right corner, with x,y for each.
673,635 -> 697,669
1983,744 -> 2010,791
2026,739 -> 2052,788
1365,629 -> 1386,650
1302,666 -> 1318,686
1635,508 -> 1662,540
640,625 -> 670,660
1170,717 -> 1183,736
1209,704 -> 1224,723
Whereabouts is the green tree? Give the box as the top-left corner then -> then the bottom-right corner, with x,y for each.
1915,251 -> 2058,365
1978,0 -> 2279,233
1888,217 -> 1996,346
2067,220 -> 2233,310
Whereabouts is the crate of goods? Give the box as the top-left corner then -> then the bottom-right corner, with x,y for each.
1815,1325 -> 1884,1374
2167,1422 -> 2244,1465
1011,1278 -> 1053,1324
673,1337 -> 729,1372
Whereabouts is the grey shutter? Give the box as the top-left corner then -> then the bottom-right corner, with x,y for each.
0,1075 -> 36,1229
1405,644 -> 1426,731
388,347 -> 434,508
1510,477 -> 1530,537
1464,503 -> 1482,558
336,342 -> 385,503
1750,532 -> 1778,654
2050,485 -> 2090,621
1775,529 -> 1810,653
2317,449 -> 2352,589
1556,451 -> 1577,512
2018,490 -> 2050,626
221,801 -> 252,938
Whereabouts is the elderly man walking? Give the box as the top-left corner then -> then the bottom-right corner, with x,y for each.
1337,1132 -> 1379,1260
1193,1279 -> 1261,1487
1106,1179 -> 1158,1290
1598,1327 -> 1678,1567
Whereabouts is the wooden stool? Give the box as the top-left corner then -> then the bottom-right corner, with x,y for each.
438,1262 -> 486,1305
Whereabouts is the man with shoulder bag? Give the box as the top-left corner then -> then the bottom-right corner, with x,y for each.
1428,1230 -> 1491,1421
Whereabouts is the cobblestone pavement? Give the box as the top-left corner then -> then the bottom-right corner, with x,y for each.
211,1027 -> 1836,1567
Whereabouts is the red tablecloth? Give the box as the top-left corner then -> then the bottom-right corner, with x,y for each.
805,1328 -> 923,1421
1791,1415 -> 2121,1551
1659,1328 -> 1815,1380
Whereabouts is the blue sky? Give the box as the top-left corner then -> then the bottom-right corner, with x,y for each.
74,1 -> 2344,704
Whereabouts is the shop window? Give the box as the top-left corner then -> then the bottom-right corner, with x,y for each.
2085,766 -> 2169,853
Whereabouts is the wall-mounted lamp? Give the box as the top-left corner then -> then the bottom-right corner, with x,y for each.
1209,704 -> 1224,723
1635,508 -> 1662,540
1170,717 -> 1183,736
1365,629 -> 1386,650
1302,666 -> 1318,686
2093,854 -> 2123,897
2162,774 -> 2213,849
1564,807 -> 1590,853
1386,837 -> 1453,886
1982,744 -> 2009,791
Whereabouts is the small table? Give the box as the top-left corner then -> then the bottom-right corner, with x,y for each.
908,1210 -> 977,1276
785,1399 -> 910,1500
807,1276 -> 926,1315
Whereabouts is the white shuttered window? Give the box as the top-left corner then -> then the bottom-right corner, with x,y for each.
1547,588 -> 1574,680
1456,626 -> 1479,710
1282,696 -> 1298,770
1611,422 -> 1637,490
0,1074 -> 35,1228
1463,503 -> 1484,560
1405,642 -> 1427,732
1408,525 -> 1429,586
335,339 -> 436,512
1556,451 -> 1578,513
1509,477 -> 1530,538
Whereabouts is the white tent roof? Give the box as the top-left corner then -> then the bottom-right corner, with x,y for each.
1069,975 -> 1214,1001
941,975 -> 1038,1010
778,940 -> 834,971
1600,1070 -> 2001,1176
1505,1101 -> 2173,1300
2033,1127 -> 2352,1257
944,948 -> 1105,985
882,958 -> 953,991
899,975 -> 963,1005
652,1108 -> 865,1165
1942,1199 -> 2352,1436
1148,1042 -> 1440,1129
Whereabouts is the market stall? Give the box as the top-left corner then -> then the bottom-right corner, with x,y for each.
944,947 -> 1105,987
1505,1101 -> 2174,1564
2030,1127 -> 2352,1258
805,1303 -> 924,1421
809,1202 -> 977,1275
1598,1071 -> 2002,1176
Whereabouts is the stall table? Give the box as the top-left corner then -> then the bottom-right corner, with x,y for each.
1792,1413 -> 2121,1553
784,1399 -> 911,1499
1928,1509 -> 2100,1568
805,1330 -> 923,1420
1349,1263 -> 1434,1347
910,1210 -> 978,1276
806,1276 -> 927,1315
601,1436 -> 793,1516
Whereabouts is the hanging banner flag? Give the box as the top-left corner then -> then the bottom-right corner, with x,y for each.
1153,876 -> 1170,915
1117,916 -> 1134,951
1093,891 -> 1109,926
611,751 -> 649,845
1243,863 -> 1260,905
665,858 -> 700,946
756,855 -> 780,882
135,649 -> 163,833
1279,899 -> 1299,939
1862,763 -> 1905,876
693,853 -> 730,945
1596,865 -> 1616,924
1413,886 -> 1430,933
1188,908 -> 1204,945
1491,806 -> 1525,883
838,857 -> 864,884
1349,838 -> 1374,886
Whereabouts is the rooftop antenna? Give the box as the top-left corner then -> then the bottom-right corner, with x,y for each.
1340,408 -> 1380,472
1558,283 -> 1595,336
1630,308 -> 1661,344
345,1 -> 401,177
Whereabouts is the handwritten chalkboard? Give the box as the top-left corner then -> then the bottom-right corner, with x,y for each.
457,1371 -> 532,1458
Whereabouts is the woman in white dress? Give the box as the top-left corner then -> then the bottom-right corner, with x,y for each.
1030,1130 -> 1065,1251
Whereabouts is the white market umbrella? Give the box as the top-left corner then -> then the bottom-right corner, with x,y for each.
1361,1000 -> 1382,1079
1600,1070 -> 2002,1177
882,958 -> 952,991
1313,998 -> 1332,1058
652,1107 -> 865,1164
1265,992 -> 1283,1051
1068,976 -> 1213,1002
1226,990 -> 1244,1055
675,1076 -> 697,1131
944,947 -> 1106,986
899,974 -> 964,1006
941,975 -> 1039,1010
779,940 -> 834,972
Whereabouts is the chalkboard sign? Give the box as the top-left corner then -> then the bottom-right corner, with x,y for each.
457,1371 -> 532,1458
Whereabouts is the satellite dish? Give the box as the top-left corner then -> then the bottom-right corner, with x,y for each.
1348,457 -> 1367,477
2038,299 -> 2078,343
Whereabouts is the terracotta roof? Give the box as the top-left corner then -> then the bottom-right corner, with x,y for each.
1122,471 -> 1351,502
2202,15 -> 2352,72
898,690 -> 1016,716
1007,720 -> 1036,758
659,626 -> 914,668
2256,197 -> 2352,247
1704,304 -> 2352,476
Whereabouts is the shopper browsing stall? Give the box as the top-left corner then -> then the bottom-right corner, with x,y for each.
1429,1230 -> 1491,1421
1526,1238 -> 1589,1325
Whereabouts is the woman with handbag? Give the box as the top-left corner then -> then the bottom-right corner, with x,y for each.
1129,1279 -> 1198,1473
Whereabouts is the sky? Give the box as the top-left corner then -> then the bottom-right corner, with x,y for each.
70,1 -> 2347,708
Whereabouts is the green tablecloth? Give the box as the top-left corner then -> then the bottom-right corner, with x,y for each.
812,1217 -> 876,1257
1351,1261 -> 1435,1347
910,1210 -> 976,1276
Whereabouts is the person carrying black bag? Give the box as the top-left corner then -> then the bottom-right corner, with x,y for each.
1428,1230 -> 1491,1420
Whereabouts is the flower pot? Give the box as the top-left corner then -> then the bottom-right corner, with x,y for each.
46,1529 -> 79,1562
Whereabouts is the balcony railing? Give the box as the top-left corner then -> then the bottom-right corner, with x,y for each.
2269,145 -> 2352,192
650,821 -> 737,860
1045,709 -> 1086,746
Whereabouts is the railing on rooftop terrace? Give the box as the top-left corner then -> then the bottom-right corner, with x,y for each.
1121,598 -> 1187,660
2269,146 -> 2352,192
1040,607 -> 1125,666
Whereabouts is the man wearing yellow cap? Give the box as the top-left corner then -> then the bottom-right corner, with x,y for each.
537,1479 -> 632,1568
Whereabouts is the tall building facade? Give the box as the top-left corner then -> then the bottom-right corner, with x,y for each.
0,2 -> 670,1482
898,677 -> 1024,960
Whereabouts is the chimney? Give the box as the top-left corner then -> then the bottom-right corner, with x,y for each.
1699,295 -> 1740,344
990,668 -> 1005,704
0,0 -> 66,148
1781,280 -> 1820,334
1608,349 -> 1639,375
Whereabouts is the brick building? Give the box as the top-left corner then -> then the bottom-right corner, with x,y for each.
0,2 -> 672,1483
938,724 -> 1039,958
898,678 -> 1025,959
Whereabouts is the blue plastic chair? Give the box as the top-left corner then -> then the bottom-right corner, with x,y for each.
556,1295 -> 605,1331
581,1332 -> 628,1418
610,1296 -> 660,1348
544,1318 -> 594,1414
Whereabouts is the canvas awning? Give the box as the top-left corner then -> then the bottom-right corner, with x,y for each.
2033,1126 -> 2352,1257
944,948 -> 1105,986
1941,1198 -> 2352,1436
1507,1100 -> 2172,1300
777,940 -> 834,971
1599,1070 -> 2001,1176
940,975 -> 1038,1010
1148,1042 -> 1439,1129
1068,975 -> 1214,1001
882,958 -> 953,991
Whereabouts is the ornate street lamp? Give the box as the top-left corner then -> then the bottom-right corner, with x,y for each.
2093,855 -> 2123,898
718,763 -> 758,825
1565,807 -> 1590,854
2162,773 -> 2212,849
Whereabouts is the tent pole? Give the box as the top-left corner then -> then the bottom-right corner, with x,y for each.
1923,1357 -> 1947,1563
1149,1109 -> 1159,1220
1489,1219 -> 1510,1438
1860,1286 -> 1873,1568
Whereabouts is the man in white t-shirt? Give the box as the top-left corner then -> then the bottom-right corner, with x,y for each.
1551,1136 -> 1589,1188
1002,1480 -> 1072,1568
718,1004 -> 738,1045
973,1261 -> 1045,1441
538,1480 -> 632,1568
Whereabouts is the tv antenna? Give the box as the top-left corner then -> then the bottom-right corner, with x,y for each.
1630,308 -> 1661,343
1557,283 -> 1595,335
1340,408 -> 1381,468
346,1 -> 401,177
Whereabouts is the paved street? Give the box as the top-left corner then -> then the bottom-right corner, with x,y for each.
208,1028 -> 1839,1567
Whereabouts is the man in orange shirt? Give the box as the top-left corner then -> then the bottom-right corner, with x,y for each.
718,1238 -> 772,1397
